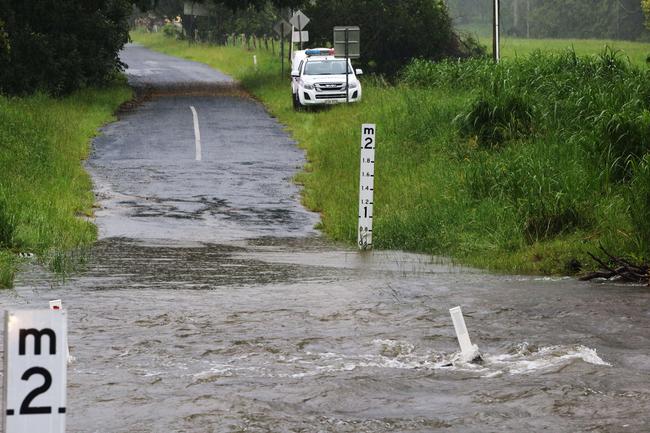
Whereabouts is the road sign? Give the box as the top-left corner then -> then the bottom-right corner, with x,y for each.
291,31 -> 309,44
333,26 -> 361,59
3,310 -> 68,433
273,19 -> 291,37
358,124 -> 376,250
289,10 -> 310,30
183,1 -> 209,16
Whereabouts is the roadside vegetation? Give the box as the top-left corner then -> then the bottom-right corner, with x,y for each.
132,30 -> 650,275
0,85 -> 132,287
498,37 -> 650,66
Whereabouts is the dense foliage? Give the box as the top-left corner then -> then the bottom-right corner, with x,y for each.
0,0 -> 134,95
402,50 -> 650,251
305,0 -> 478,76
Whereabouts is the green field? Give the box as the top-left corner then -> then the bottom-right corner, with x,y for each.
501,37 -> 650,66
455,23 -> 650,66
133,31 -> 650,275
0,84 -> 132,287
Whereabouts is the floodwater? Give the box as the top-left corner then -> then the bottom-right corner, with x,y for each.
2,45 -> 650,432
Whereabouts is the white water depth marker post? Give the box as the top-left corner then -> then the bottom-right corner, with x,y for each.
358,124 -> 376,250
449,306 -> 480,362
189,106 -> 202,161
3,309 -> 68,433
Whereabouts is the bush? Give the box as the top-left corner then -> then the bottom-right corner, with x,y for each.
162,22 -> 182,39
628,154 -> 650,254
0,0 -> 132,95
456,93 -> 535,147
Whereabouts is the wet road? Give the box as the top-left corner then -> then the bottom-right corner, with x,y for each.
3,45 -> 650,432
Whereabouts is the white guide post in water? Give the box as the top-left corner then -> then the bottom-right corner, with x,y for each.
449,306 -> 480,362
49,301 -> 72,363
358,124 -> 376,250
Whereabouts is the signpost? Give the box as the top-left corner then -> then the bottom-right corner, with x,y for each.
3,309 -> 68,433
358,124 -> 376,250
274,19 -> 291,78
333,26 -> 360,102
291,30 -> 309,44
289,10 -> 310,50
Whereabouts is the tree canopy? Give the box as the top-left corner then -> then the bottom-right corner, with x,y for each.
0,0 -> 135,95
305,0 -> 473,76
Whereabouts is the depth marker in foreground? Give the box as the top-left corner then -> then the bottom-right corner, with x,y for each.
358,124 -> 376,250
3,309 -> 68,433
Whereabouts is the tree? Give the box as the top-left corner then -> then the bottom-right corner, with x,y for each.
0,19 -> 9,66
305,0 -> 469,76
0,0 -> 138,95
643,0 -> 650,29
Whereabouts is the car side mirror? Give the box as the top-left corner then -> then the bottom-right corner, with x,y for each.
291,70 -> 300,78
355,69 -> 363,76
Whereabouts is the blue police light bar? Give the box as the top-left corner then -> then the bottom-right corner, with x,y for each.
305,48 -> 335,56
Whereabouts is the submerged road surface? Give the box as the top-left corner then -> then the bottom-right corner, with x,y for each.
3,45 -> 650,432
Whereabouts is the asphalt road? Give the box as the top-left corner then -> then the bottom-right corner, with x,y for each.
2,45 -> 650,433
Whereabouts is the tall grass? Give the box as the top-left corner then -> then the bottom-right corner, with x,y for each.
403,49 -> 650,258
0,83 -> 132,287
132,31 -> 650,274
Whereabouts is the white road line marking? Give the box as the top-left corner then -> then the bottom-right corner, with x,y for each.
190,105 -> 202,161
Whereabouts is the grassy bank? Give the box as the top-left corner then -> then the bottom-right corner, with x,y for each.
132,31 -> 650,274
0,84 -> 132,287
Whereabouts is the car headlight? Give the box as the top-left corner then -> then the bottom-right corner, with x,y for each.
348,81 -> 358,89
302,82 -> 314,90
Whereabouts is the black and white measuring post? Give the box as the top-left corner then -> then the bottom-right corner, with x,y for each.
358,124 -> 376,250
3,309 -> 68,432
449,306 -> 481,363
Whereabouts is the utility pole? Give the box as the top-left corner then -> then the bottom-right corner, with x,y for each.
493,0 -> 500,62
514,0 -> 519,31
526,0 -> 530,38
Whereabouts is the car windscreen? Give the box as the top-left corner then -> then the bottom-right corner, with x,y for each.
303,60 -> 351,75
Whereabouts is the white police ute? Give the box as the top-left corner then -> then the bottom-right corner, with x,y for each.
291,48 -> 363,109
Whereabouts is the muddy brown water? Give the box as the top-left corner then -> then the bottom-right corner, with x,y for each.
1,45 -> 649,432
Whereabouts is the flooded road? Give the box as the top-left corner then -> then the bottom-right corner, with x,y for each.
3,45 -> 650,432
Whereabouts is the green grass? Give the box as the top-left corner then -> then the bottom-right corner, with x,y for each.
501,37 -> 650,66
456,24 -> 650,67
0,83 -> 132,287
131,30 -> 650,275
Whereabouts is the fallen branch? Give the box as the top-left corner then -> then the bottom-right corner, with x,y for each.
580,245 -> 649,286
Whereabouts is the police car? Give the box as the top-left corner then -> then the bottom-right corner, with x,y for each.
291,48 -> 363,109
